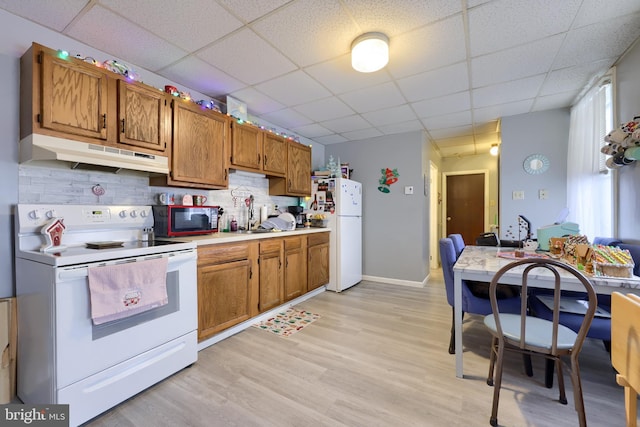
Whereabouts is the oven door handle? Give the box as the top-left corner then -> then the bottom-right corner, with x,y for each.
57,250 -> 196,281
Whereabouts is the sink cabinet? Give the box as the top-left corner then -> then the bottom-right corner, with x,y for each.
21,42 -> 169,156
197,242 -> 258,341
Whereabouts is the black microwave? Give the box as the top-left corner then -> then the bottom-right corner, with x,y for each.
152,205 -> 219,237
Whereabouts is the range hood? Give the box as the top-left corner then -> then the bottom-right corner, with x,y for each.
20,134 -> 169,174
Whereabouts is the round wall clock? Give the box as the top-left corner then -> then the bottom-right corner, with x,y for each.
523,154 -> 550,175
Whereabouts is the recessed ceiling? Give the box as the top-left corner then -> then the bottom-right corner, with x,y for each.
1,0 -> 639,158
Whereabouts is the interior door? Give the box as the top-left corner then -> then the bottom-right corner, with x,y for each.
446,173 -> 485,245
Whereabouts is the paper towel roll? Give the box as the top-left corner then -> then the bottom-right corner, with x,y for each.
260,205 -> 268,223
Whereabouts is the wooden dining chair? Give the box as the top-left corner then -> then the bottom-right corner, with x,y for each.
611,292 -> 640,427
484,258 -> 596,427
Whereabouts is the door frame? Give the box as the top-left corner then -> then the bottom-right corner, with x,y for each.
441,169 -> 490,240
429,161 -> 439,270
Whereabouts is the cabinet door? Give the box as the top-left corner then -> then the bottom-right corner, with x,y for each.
198,259 -> 252,341
40,51 -> 109,140
230,121 -> 261,171
171,101 -> 228,188
287,142 -> 312,195
308,241 -> 330,291
259,241 -> 283,312
284,238 -> 307,301
262,132 -> 287,176
117,80 -> 167,153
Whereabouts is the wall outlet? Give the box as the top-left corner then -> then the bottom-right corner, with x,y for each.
404,186 -> 414,195
539,189 -> 549,200
512,190 -> 525,200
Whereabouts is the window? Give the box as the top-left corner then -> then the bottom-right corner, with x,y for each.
566,69 -> 615,239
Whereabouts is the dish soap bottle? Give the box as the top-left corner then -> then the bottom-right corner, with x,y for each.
230,216 -> 238,232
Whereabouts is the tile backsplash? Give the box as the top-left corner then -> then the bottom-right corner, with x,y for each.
19,162 -> 300,224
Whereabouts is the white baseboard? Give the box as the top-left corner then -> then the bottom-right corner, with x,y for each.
197,286 -> 326,351
361,274 -> 428,288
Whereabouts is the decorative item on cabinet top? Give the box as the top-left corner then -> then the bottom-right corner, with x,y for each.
601,116 -> 640,169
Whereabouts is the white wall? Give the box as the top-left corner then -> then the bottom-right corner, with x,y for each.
0,54 -> 20,297
499,109 -> 570,239
325,131 -> 429,285
615,38 -> 640,243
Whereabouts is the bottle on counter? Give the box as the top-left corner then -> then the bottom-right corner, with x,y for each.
230,216 -> 237,232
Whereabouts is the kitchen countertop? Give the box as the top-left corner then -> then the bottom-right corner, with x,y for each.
172,227 -> 331,246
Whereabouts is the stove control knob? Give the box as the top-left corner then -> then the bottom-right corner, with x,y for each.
119,210 -> 128,218
130,210 -> 138,218
29,210 -> 41,220
140,210 -> 149,218
46,210 -> 57,219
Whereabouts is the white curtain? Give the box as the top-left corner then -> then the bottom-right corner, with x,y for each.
566,78 -> 613,239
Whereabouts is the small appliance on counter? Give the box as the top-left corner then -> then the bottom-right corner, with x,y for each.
152,205 -> 219,237
287,206 -> 306,228
536,208 -> 580,251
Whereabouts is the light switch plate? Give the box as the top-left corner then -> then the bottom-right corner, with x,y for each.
404,186 -> 414,195
512,190 -> 525,200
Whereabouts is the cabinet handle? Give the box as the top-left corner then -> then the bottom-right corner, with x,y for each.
102,114 -> 107,129
249,266 -> 252,279
121,119 -> 125,133
264,155 -> 267,166
257,153 -> 260,164
279,260 -> 282,269
224,169 -> 227,181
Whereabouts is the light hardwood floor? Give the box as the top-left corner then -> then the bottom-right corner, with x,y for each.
86,270 -> 633,426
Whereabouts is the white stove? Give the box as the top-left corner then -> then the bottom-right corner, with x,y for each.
15,204 -> 198,426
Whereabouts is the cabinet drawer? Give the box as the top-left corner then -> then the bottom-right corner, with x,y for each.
260,239 -> 282,254
284,236 -> 303,251
308,232 -> 329,246
198,243 -> 250,265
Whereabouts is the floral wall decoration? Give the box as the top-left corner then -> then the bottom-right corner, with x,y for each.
378,168 -> 399,193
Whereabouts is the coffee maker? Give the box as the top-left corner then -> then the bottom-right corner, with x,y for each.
287,206 -> 306,228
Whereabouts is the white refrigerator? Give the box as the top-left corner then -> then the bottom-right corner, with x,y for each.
308,177 -> 362,292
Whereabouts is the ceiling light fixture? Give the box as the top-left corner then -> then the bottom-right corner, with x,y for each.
490,144 -> 499,156
351,32 -> 389,73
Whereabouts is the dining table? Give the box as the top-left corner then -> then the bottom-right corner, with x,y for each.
452,245 -> 640,378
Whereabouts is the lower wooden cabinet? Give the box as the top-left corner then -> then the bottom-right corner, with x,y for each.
308,232 -> 330,291
197,232 -> 329,341
258,239 -> 283,312
197,242 -> 258,341
284,236 -> 307,301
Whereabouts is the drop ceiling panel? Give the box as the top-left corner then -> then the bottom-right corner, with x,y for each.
412,92 -> 471,119
339,82 -> 407,114
342,0 -> 461,37
321,115 -> 372,134
260,108 -> 313,130
100,0 -> 243,52
304,55 -> 391,95
293,97 -> 356,122
572,0 -> 640,28
387,15 -> 467,79
254,70 -> 331,106
421,110 -> 472,130
473,75 -> 544,108
160,56 -> 244,98
362,105 -> 417,127
196,28 -> 297,85
0,0 -> 87,31
471,35 -> 563,88
251,0 -> 359,67
377,120 -> 425,135
397,62 -> 469,103
539,60 -> 611,96
65,5 -> 187,72
473,100 -> 535,123
342,128 -> 384,141
532,92 -> 578,112
315,134 -> 349,145
468,0 -> 581,56
292,123 -> 334,139
217,0 -> 291,24
429,125 -> 474,140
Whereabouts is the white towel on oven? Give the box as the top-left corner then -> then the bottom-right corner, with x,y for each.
88,257 -> 169,325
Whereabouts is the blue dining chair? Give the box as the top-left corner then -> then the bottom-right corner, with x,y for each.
448,233 -> 466,258
440,238 -> 522,354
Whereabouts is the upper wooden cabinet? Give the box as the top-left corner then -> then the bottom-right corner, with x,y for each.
117,80 -> 168,152
229,121 -> 287,177
262,132 -> 287,177
20,43 -> 169,156
151,100 -> 229,189
269,140 -> 312,196
230,120 -> 262,171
